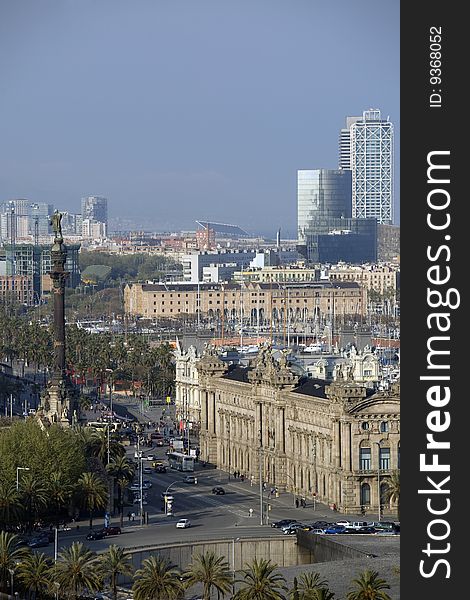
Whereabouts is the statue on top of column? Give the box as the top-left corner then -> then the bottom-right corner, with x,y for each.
50,210 -> 63,243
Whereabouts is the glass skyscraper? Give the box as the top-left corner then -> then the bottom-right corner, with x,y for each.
81,195 -> 108,225
350,109 -> 394,224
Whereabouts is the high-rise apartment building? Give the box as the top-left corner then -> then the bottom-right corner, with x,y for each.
81,195 -> 108,225
349,109 -> 394,224
0,200 -> 53,243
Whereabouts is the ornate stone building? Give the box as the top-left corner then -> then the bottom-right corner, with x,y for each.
195,345 -> 399,516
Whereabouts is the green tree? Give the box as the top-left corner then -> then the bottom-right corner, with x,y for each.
0,481 -> 23,531
132,555 -> 183,600
99,544 -> 133,600
385,471 -> 400,520
47,471 -> 74,527
289,572 -> 329,600
86,427 -> 125,464
310,589 -> 336,600
346,570 -> 392,600
19,472 -> 48,532
0,532 -> 29,593
106,456 -> 135,526
184,551 -> 232,600
234,558 -> 287,600
16,552 -> 53,599
77,472 -> 109,529
55,542 -> 101,599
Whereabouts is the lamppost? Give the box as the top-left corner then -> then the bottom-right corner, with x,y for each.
134,437 -> 144,526
16,466 -> 30,490
227,416 -> 231,481
375,441 -> 381,522
232,537 -> 240,595
8,568 -> 14,596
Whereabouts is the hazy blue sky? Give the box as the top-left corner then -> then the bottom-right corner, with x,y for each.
0,0 -> 399,236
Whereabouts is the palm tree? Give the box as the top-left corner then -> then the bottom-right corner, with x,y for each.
77,472 -> 109,529
0,532 -> 29,593
47,471 -> 74,527
19,472 -> 48,532
184,551 -> 232,600
0,481 -> 23,531
290,572 -> 329,600
132,555 -> 183,600
385,471 -> 400,520
234,558 -> 287,600
347,570 -> 392,600
55,542 -> 101,599
16,552 -> 53,599
99,544 -> 133,600
87,427 -> 125,464
107,456 -> 135,524
310,589 -> 336,600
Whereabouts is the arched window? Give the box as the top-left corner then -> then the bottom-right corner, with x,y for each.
380,421 -> 389,433
360,483 -> 371,506
361,422 -> 369,431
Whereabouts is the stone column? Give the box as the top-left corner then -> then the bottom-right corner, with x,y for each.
334,421 -> 341,468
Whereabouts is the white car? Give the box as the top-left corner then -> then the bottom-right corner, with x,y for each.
176,518 -> 191,528
335,520 -> 351,527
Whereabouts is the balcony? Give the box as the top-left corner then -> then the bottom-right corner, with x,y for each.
355,468 -> 392,476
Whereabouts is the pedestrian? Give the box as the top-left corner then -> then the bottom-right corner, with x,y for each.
295,497 -> 299,508
240,474 -> 245,482
234,471 -> 237,479
249,508 -> 253,517
127,511 -> 132,522
131,512 -> 135,522
251,475 -> 255,487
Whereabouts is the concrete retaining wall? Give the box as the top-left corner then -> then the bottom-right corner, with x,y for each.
296,531 -> 369,563
123,536 -> 313,574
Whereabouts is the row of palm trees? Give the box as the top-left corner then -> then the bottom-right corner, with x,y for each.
0,534 -> 394,600
0,422 -> 138,532
0,308 -> 175,400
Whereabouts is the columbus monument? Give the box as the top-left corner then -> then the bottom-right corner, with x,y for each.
39,210 -> 80,426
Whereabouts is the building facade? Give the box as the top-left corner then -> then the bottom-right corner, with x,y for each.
328,263 -> 399,297
81,196 -> 108,226
124,280 -> 367,324
350,109 -> 394,224
0,275 -> 34,305
194,345 -> 399,516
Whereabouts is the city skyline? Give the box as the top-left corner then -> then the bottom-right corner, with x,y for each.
0,1 -> 399,236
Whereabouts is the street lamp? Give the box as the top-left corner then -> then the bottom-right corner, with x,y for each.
232,537 -> 240,595
16,466 -> 30,491
134,437 -> 144,526
8,568 -> 14,596
375,442 -> 381,522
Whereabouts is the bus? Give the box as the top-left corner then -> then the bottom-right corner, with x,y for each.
86,421 -> 121,432
168,452 -> 194,472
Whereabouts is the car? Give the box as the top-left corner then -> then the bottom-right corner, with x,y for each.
152,461 -> 164,468
133,498 -> 148,505
283,523 -> 308,534
176,519 -> 191,528
129,484 -> 141,492
349,521 -> 368,529
155,465 -> 167,473
335,520 -> 351,527
324,525 -> 346,534
271,519 -> 298,529
183,475 -> 197,484
85,530 -> 106,541
27,536 -> 49,548
103,526 -> 122,536
143,479 -> 152,487
143,466 -> 153,474
356,526 -> 376,534
212,487 -> 225,495
311,528 -> 325,534
145,455 -> 155,461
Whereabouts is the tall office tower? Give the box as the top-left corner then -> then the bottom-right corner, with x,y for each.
350,109 -> 394,224
339,116 -> 360,169
297,169 -> 377,264
30,203 -> 54,237
298,169 -> 352,244
81,195 -> 108,225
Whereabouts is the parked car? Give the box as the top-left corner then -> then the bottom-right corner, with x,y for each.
324,525 -> 346,534
212,487 -> 225,495
176,519 -> 191,529
349,521 -> 368,529
272,519 -> 298,529
86,530 -> 106,541
335,520 -> 351,527
27,536 -> 49,548
183,475 -> 198,484
311,528 -> 325,534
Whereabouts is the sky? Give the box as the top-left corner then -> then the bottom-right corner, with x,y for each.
0,0 -> 399,237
